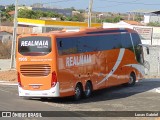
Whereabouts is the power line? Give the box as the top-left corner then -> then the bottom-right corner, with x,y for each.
93,0 -> 138,10
93,0 -> 160,11
39,0 -> 76,5
1,0 -> 76,6
98,0 -> 160,6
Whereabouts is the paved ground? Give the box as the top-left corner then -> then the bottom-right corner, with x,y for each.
0,79 -> 159,120
0,59 -> 160,119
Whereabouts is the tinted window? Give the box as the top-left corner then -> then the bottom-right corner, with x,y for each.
18,36 -> 51,56
78,34 -> 122,52
57,34 -> 123,55
131,33 -> 143,64
57,33 -> 136,55
121,33 -> 132,48
131,33 -> 142,46
57,37 -> 78,55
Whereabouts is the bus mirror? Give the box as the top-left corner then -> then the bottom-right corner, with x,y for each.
146,47 -> 149,55
138,44 -> 149,55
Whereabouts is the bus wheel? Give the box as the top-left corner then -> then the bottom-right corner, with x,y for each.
74,84 -> 83,101
40,97 -> 48,101
84,82 -> 92,98
127,72 -> 136,87
22,97 -> 32,100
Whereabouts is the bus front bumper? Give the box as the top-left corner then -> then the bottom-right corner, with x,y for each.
18,82 -> 60,97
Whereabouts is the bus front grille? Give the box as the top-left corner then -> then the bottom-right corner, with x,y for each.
20,64 -> 51,77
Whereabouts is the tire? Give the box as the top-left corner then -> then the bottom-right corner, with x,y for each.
22,97 -> 32,100
84,82 -> 92,98
40,97 -> 48,101
127,73 -> 136,87
74,84 -> 83,101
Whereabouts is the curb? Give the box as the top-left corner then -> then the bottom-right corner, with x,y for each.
0,81 -> 18,86
155,88 -> 160,93
0,81 -> 9,83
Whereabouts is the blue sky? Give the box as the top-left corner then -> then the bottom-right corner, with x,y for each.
1,0 -> 160,13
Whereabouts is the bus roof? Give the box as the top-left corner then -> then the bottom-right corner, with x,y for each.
18,27 -> 137,38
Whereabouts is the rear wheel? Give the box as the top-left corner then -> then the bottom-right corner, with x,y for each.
74,84 -> 83,101
22,97 -> 32,100
84,82 -> 92,98
127,73 -> 136,87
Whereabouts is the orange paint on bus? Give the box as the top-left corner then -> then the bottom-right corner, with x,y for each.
16,27 -> 144,100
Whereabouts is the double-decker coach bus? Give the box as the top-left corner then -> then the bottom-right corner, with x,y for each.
16,28 -> 144,100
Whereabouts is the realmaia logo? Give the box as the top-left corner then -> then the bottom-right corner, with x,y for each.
21,40 -> 48,48
66,55 -> 92,67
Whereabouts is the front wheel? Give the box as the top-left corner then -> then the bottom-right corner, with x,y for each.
127,73 -> 136,87
22,97 -> 32,100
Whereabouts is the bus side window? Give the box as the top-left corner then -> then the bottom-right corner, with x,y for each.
121,33 -> 132,49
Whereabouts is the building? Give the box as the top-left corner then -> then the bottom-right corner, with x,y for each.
129,10 -> 160,24
0,5 -> 5,10
32,8 -> 72,16
8,11 -> 15,17
17,18 -> 102,33
144,10 -> 160,24
18,6 -> 32,10
0,26 -> 33,35
31,3 -> 43,8
17,6 -> 73,17
103,20 -> 156,45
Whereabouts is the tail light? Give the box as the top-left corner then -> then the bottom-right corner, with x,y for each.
51,72 -> 57,87
17,72 -> 22,87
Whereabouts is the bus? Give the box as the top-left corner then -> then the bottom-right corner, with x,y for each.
16,27 -> 145,100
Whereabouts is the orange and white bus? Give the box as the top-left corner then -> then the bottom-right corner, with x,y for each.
16,28 -> 144,100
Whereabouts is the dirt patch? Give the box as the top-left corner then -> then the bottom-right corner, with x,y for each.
0,41 -> 12,59
0,70 -> 17,82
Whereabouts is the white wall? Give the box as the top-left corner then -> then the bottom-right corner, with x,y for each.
103,22 -> 160,45
144,15 -> 150,23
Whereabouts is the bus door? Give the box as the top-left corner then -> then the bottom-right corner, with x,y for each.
107,49 -> 123,87
95,51 -> 107,89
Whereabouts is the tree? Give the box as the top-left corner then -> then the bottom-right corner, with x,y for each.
18,9 -> 37,19
65,16 -> 72,21
135,15 -> 142,22
113,16 -> 122,23
101,16 -> 122,23
0,4 -> 15,22
147,22 -> 160,27
5,4 -> 15,12
18,9 -> 60,19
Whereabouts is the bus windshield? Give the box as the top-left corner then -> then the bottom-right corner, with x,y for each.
18,36 -> 51,56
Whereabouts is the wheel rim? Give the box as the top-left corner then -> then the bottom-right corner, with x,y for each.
85,85 -> 91,96
75,86 -> 81,98
129,75 -> 134,84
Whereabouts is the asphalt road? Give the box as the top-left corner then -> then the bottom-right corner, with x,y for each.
0,79 -> 160,120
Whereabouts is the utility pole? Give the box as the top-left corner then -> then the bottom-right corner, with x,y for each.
88,0 -> 93,27
0,10 -> 2,26
10,0 -> 18,69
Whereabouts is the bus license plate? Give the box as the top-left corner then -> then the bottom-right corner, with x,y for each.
32,86 -> 40,89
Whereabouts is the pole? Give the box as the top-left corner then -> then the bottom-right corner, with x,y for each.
0,10 -> 2,26
10,0 -> 18,69
88,0 -> 93,27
